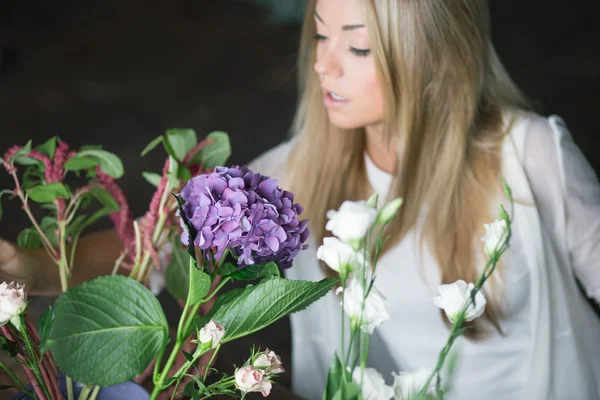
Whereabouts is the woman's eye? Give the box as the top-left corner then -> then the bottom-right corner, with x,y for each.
350,47 -> 371,57
313,34 -> 327,41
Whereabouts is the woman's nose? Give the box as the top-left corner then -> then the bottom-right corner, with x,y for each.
314,48 -> 343,78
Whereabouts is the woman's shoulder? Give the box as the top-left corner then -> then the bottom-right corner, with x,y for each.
247,140 -> 294,181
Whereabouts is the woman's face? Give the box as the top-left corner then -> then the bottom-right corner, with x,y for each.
314,0 -> 384,130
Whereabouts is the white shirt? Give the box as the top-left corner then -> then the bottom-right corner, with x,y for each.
248,113 -> 600,400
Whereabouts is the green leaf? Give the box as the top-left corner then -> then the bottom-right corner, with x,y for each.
35,137 -> 57,158
188,261 -> 211,305
0,385 -> 14,390
64,155 -> 99,171
77,149 -> 124,179
218,262 -> 238,277
182,350 -> 194,363
177,165 -> 192,183
332,380 -> 361,400
0,336 -> 21,358
89,186 -> 120,212
165,243 -> 191,300
13,155 -> 44,168
37,306 -> 55,356
27,182 -> 69,203
50,275 -> 169,386
192,287 -> 245,337
142,172 -> 162,188
194,131 -> 231,169
17,228 -> 42,249
210,277 -> 338,343
160,377 -> 177,390
227,262 -> 280,281
167,156 -> 179,188
41,216 -> 58,248
9,141 -> 32,165
324,353 -> 344,400
165,129 -> 197,162
141,136 -> 163,157
183,381 -> 201,400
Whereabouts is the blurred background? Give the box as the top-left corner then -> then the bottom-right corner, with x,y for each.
0,0 -> 598,398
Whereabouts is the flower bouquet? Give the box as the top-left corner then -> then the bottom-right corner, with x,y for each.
0,130 -> 338,399
319,184 -> 513,400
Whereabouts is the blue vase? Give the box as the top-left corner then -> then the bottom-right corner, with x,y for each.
11,374 -> 149,400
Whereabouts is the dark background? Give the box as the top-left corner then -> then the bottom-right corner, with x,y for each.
0,0 -> 598,398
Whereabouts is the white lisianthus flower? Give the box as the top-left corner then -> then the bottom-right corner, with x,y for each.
0,282 -> 27,330
481,219 -> 508,257
433,280 -> 486,323
326,200 -> 377,249
317,237 -> 362,278
376,197 -> 403,224
234,365 -> 272,397
198,320 -> 226,349
392,367 -> 435,399
253,348 -> 285,374
352,367 -> 395,400
337,279 -> 389,334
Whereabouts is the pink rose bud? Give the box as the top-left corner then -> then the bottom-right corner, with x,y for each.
0,282 -> 27,330
199,320 -> 226,348
235,365 -> 272,397
253,349 -> 285,374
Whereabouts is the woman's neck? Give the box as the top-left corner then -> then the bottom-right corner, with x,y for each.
365,123 -> 397,174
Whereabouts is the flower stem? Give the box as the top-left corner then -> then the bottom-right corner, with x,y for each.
0,360 -> 34,397
20,318 -> 51,400
88,386 -> 101,400
202,345 -> 221,382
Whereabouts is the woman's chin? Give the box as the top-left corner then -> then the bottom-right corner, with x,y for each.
326,111 -> 363,130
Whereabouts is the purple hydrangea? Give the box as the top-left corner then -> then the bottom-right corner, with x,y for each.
178,166 -> 309,269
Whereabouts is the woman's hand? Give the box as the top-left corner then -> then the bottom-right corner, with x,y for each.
0,238 -> 43,292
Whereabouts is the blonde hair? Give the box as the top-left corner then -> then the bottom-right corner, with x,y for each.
286,0 -> 529,336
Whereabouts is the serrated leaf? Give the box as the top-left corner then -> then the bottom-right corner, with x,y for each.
141,136 -> 163,157
194,131 -> 230,169
165,243 -> 191,301
27,182 -> 69,203
227,262 -> 280,281
142,172 -> 162,188
64,155 -> 99,171
50,275 -> 169,386
17,228 -> 42,249
89,186 -> 120,212
37,306 -> 55,356
165,129 -> 197,162
35,137 -> 57,158
77,149 -> 124,179
210,277 -> 338,343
